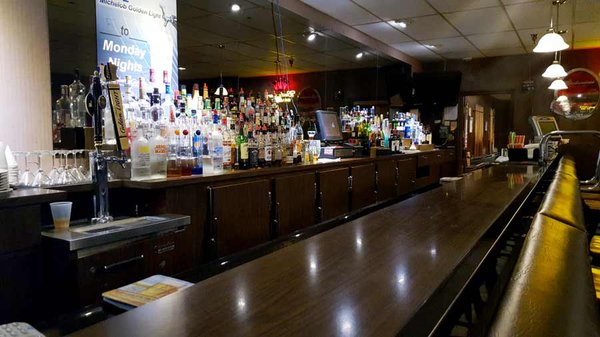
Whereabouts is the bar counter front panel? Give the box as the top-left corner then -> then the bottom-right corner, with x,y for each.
71,164 -> 540,337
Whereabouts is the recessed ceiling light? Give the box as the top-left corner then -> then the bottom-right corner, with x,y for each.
393,20 -> 407,28
355,52 -> 364,59
231,3 -> 241,12
178,66 -> 186,70
424,44 -> 437,49
307,33 -> 317,42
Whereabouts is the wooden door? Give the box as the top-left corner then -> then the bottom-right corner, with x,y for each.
274,172 -> 317,236
397,157 -> 416,195
377,160 -> 398,203
351,163 -> 376,211
210,180 -> 271,258
318,167 -> 350,222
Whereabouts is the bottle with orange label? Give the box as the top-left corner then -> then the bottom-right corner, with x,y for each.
150,124 -> 168,179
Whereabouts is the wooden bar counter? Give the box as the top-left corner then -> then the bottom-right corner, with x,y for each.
71,164 -> 541,337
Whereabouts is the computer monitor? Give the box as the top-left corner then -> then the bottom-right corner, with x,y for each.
316,110 -> 343,142
529,116 -> 559,141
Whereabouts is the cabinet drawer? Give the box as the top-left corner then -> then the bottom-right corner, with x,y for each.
76,239 -> 149,305
149,227 -> 193,275
417,153 -> 436,167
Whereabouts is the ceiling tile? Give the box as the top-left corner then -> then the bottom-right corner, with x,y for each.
300,0 -> 379,25
445,7 -> 513,35
351,0 -> 435,20
354,22 -> 412,44
183,0 -> 259,15
574,0 -> 600,23
401,15 -> 460,40
420,37 -> 478,53
390,42 -> 443,61
481,47 -> 527,57
506,1 -> 572,30
500,0 -> 540,4
467,31 -> 522,50
441,50 -> 485,60
427,0 -> 498,14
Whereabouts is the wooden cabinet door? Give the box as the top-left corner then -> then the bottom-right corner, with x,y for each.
274,172 -> 317,236
318,167 -> 350,222
210,180 -> 271,258
376,160 -> 398,203
397,157 -> 416,196
351,163 -> 376,211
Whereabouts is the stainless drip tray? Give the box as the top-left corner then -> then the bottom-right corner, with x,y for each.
42,214 -> 190,251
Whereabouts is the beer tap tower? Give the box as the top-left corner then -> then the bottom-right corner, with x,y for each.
85,63 -> 128,223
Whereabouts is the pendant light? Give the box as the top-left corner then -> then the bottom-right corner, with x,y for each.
542,51 -> 568,78
549,78 -> 568,90
533,0 -> 569,53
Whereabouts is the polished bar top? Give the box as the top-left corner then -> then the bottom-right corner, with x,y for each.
71,164 -> 540,337
0,188 -> 66,208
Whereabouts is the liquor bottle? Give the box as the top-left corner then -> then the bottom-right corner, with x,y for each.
149,88 -> 162,122
230,124 -> 238,169
138,77 -> 151,120
238,88 -> 245,117
258,131 -> 266,167
162,70 -> 169,94
191,84 -> 200,116
166,112 -> 181,177
222,122 -> 232,169
248,130 -> 259,168
203,83 -> 209,101
178,85 -> 187,118
209,116 -> 224,172
180,127 -> 193,176
149,124 -> 168,179
264,131 -> 272,167
56,85 -> 72,130
273,134 -> 283,166
130,124 -> 152,181
161,84 -> 176,123
237,124 -> 249,170
68,69 -> 87,127
192,129 -> 203,175
294,115 -> 304,164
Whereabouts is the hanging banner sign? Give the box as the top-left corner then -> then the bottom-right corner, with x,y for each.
96,0 -> 178,91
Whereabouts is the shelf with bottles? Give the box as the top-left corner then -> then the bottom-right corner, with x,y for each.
340,105 -> 431,152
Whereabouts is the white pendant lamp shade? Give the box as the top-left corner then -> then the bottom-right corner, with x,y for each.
533,31 -> 569,53
542,60 -> 568,78
548,79 -> 568,90
214,85 -> 228,96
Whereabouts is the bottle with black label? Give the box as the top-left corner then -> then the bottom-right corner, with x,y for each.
248,130 -> 259,168
237,125 -> 249,170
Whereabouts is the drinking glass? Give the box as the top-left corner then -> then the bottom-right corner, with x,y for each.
32,151 -> 51,187
57,150 -> 76,185
16,152 -> 35,187
68,150 -> 86,182
47,151 -> 60,184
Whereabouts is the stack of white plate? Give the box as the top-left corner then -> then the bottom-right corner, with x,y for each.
0,169 -> 9,193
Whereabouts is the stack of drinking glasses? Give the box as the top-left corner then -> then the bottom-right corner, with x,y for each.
14,149 -> 92,187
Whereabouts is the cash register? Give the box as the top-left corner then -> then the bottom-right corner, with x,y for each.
315,110 -> 356,159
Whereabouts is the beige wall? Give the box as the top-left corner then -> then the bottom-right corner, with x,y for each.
0,0 -> 52,151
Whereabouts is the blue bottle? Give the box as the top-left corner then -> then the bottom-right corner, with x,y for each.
192,129 -> 203,175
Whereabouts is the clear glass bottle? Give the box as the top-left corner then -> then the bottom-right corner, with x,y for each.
209,117 -> 223,172
149,124 -> 168,179
68,69 -> 87,127
130,124 -> 152,181
248,130 -> 259,168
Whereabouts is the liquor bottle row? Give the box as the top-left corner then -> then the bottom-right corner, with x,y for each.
124,74 -> 320,181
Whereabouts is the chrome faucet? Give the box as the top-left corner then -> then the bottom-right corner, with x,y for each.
86,70 -> 126,223
539,130 -> 600,166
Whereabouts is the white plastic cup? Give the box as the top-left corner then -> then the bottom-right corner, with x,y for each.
50,201 -> 72,229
